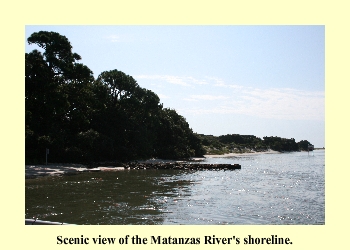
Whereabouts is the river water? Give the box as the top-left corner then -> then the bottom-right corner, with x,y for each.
25,150 -> 325,225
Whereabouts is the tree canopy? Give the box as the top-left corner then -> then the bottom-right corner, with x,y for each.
25,31 -> 205,164
198,134 -> 313,154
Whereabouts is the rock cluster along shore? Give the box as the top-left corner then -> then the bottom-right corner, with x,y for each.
25,162 -> 242,179
124,162 -> 241,170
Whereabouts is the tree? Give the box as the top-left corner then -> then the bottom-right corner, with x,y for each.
298,140 -> 312,151
27,31 -> 83,78
154,108 -> 204,159
96,69 -> 139,105
25,31 -> 206,163
26,31 -> 94,163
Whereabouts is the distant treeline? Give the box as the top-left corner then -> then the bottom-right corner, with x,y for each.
198,134 -> 313,155
25,31 -> 313,164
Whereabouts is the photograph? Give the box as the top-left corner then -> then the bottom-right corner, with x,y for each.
25,25 -> 325,225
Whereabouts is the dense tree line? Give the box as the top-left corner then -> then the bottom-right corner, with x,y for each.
198,134 -> 314,154
25,31 -> 205,164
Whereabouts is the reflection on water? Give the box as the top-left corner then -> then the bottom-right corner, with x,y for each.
25,150 -> 325,225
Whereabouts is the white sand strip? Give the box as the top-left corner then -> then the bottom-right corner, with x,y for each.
204,150 -> 280,158
25,164 -> 125,178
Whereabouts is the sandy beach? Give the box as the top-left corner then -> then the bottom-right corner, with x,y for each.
25,164 -> 125,179
203,149 -> 280,158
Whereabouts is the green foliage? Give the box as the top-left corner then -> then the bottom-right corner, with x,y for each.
262,136 -> 299,152
298,140 -> 313,151
199,134 -> 311,154
25,31 -> 97,164
154,109 -> 205,159
25,31 -> 204,164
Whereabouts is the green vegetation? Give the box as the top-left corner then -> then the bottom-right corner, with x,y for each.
197,134 -> 314,155
25,31 -> 205,164
25,31 -> 313,164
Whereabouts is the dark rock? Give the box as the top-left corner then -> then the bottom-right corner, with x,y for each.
124,162 -> 241,170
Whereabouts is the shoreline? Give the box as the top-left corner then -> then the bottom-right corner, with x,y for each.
203,149 -> 280,158
25,149 -> 312,179
25,164 -> 125,179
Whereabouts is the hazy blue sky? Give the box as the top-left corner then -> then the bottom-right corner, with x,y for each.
25,25 -> 325,147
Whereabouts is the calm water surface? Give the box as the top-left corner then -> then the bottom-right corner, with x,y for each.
25,150 -> 325,225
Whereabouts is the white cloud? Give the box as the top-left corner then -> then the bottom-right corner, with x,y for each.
215,83 -> 244,90
136,75 -> 191,87
135,74 -> 324,121
135,75 -> 210,87
105,35 -> 123,42
157,93 -> 170,99
165,76 -> 191,86
181,85 -> 324,121
187,77 -> 209,85
185,95 -> 229,101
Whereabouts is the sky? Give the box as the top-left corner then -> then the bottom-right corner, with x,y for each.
25,25 -> 325,147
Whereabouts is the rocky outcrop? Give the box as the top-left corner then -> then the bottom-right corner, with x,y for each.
124,162 -> 241,170
25,162 -> 242,179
